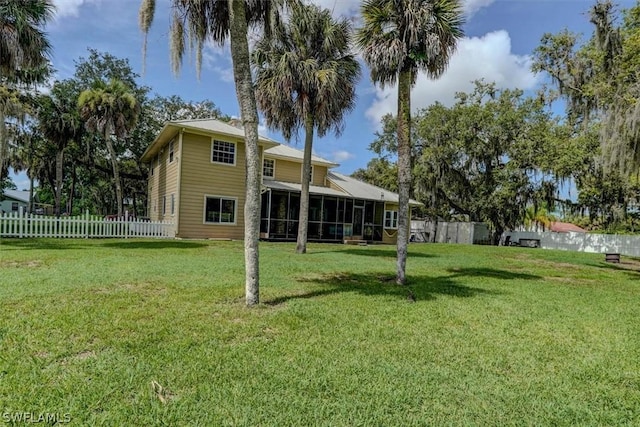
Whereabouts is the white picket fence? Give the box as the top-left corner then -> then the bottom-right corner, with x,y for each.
0,210 -> 175,239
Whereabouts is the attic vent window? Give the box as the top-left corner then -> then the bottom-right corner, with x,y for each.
211,140 -> 236,165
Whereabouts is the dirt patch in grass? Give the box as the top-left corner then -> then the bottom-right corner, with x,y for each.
151,380 -> 176,405
0,260 -> 43,268
59,350 -> 96,365
616,259 -> 640,272
93,283 -> 168,296
75,350 -> 95,360
547,276 -> 597,285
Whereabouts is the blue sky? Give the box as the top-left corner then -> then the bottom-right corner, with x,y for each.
10,0 -> 636,190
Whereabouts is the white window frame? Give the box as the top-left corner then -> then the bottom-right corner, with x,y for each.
203,195 -> 237,225
171,194 -> 175,216
384,210 -> 398,229
301,164 -> 314,184
211,139 -> 236,166
162,195 -> 167,215
168,139 -> 175,163
263,158 -> 275,179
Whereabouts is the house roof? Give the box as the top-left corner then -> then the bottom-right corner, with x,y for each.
326,172 -> 423,206
2,190 -> 30,203
264,180 -> 348,197
550,221 -> 586,233
264,144 -> 338,168
141,118 -> 280,161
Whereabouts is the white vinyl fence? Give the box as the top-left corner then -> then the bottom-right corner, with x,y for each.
505,230 -> 640,257
411,220 -> 492,244
0,210 -> 175,239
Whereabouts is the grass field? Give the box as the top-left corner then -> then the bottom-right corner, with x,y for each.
1,239 -> 639,425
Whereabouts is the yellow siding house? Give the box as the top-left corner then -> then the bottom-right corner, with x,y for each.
141,118 -> 420,243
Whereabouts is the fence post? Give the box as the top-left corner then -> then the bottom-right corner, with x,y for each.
85,210 -> 90,239
18,207 -> 24,238
124,211 -> 129,239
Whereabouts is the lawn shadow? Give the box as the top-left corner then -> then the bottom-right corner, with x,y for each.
0,239 -> 208,250
309,247 -> 435,259
0,239 -> 93,250
446,267 -> 541,281
265,267 -> 537,306
593,259 -> 640,277
100,240 -> 207,249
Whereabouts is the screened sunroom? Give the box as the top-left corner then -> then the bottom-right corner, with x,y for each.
260,187 -> 386,242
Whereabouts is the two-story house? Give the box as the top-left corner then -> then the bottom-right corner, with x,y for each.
141,118 -> 420,244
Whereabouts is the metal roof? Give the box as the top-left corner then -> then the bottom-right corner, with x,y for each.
171,118 -> 280,143
327,172 -> 422,206
263,180 -> 348,197
264,144 -> 337,167
2,190 -> 30,203
550,221 -> 586,233
141,118 -> 279,161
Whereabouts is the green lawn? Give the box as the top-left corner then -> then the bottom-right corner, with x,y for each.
1,239 -> 639,426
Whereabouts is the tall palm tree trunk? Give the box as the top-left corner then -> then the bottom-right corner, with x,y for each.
0,109 -> 6,179
396,68 -> 412,286
296,113 -> 314,254
229,0 -> 261,306
54,149 -> 64,217
105,135 -> 123,217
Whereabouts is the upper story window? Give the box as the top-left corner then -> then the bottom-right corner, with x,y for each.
301,165 -> 314,183
263,158 -> 275,179
169,139 -> 175,163
212,140 -> 236,165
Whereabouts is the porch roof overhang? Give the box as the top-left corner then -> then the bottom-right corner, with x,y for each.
262,180 -> 348,198
326,172 -> 423,206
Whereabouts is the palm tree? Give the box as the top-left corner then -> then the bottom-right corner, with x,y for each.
139,0 -> 295,306
252,3 -> 361,254
37,81 -> 83,216
78,79 -> 140,217
356,0 -> 464,285
0,0 -> 53,177
0,84 -> 25,178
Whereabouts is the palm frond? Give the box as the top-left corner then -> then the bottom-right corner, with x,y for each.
356,0 -> 464,87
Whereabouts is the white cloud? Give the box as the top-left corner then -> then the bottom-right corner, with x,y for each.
462,0 -> 496,17
201,43 -> 235,83
212,66 -> 234,83
309,0 -> 361,17
332,150 -> 354,162
258,121 -> 269,136
308,0 -> 494,19
51,0 -> 100,19
365,30 -> 538,128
